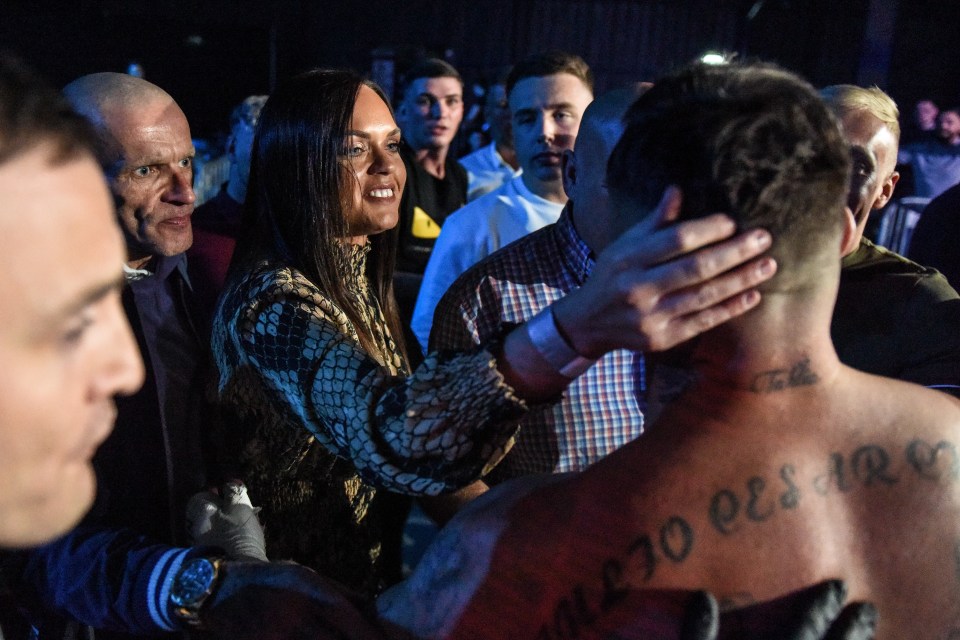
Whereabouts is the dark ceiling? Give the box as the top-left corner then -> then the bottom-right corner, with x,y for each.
3,0 -> 958,138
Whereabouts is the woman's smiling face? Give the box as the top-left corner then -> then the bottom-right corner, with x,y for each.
341,84 -> 406,244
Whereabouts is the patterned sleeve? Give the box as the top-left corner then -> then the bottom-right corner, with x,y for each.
222,270 -> 527,496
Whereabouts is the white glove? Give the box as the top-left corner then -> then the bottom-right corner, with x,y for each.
186,482 -> 269,562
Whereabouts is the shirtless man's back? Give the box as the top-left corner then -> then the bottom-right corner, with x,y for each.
510,373 -> 960,638
378,61 -> 960,639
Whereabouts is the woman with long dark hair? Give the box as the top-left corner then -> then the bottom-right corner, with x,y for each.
212,67 -> 779,599
213,69 -> 526,597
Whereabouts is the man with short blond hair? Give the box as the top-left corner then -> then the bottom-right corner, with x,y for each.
822,84 -> 960,395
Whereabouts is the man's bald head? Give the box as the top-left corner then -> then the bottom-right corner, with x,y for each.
64,72 -> 172,114
63,73 -> 178,174
63,73 -> 196,266
577,83 -> 651,173
564,83 -> 650,253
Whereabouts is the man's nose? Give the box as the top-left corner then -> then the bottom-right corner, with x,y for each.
163,167 -> 196,205
537,116 -> 555,144
97,301 -> 145,399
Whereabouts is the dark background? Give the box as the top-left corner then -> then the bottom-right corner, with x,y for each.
2,0 -> 958,139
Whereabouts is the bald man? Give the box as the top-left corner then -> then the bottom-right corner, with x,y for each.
57,72 -> 211,556
821,85 -> 960,395
10,72 -> 205,640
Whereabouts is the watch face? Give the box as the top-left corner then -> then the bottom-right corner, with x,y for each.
171,558 -> 217,607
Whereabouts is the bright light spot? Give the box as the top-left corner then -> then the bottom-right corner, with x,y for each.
701,52 -> 727,65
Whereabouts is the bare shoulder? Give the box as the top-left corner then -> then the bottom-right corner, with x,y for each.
376,473 -> 571,637
851,370 -> 960,434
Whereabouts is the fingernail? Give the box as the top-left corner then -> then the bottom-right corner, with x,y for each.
753,230 -> 772,248
759,257 -> 776,275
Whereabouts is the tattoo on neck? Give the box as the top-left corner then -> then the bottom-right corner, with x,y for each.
749,357 -> 819,393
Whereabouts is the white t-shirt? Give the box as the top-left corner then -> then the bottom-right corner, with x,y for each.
458,142 -> 522,202
411,175 -> 564,351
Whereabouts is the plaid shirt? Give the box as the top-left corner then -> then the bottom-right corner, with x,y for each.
430,205 -> 645,481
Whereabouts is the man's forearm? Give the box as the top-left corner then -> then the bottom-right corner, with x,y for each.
19,525 -> 196,634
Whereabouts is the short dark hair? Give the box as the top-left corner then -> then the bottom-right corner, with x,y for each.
401,58 -> 463,97
506,51 -> 594,99
0,54 -> 96,168
608,62 -> 850,277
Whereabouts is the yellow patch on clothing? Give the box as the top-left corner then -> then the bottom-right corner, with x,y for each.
411,206 -> 441,238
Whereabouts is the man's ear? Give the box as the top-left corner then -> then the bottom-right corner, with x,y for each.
840,206 -> 859,256
562,149 -> 577,200
873,170 -> 900,209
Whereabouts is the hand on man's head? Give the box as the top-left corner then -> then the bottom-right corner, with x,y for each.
553,186 -> 777,359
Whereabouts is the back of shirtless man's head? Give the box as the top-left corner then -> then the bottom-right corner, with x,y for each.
608,62 -> 850,292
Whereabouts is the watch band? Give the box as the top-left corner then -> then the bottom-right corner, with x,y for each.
525,307 -> 597,379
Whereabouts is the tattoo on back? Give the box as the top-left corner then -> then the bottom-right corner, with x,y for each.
537,436 -> 959,639
749,357 -> 819,393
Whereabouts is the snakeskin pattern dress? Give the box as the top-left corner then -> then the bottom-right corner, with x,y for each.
212,243 -> 525,596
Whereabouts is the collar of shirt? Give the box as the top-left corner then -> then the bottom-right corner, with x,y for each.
553,204 -> 594,285
124,253 -> 193,288
488,143 -> 522,176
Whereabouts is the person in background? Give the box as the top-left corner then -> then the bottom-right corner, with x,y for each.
412,51 -> 594,352
898,105 -> 960,199
391,59 -> 468,365
907,181 -> 960,288
901,98 -> 939,145
394,58 -> 467,274
188,94 -> 268,322
458,67 -> 520,202
821,85 -> 960,396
